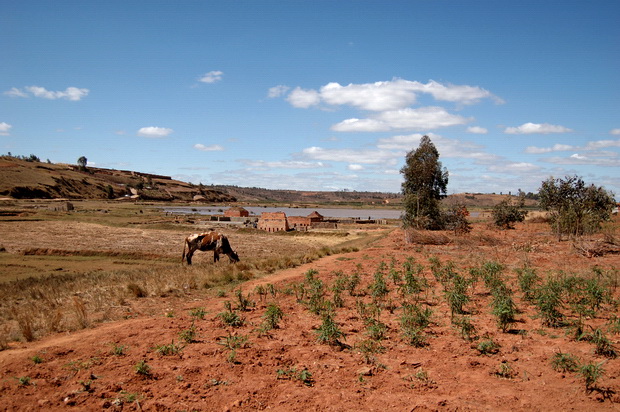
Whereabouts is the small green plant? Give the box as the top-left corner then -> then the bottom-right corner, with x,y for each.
31,355 -> 43,364
369,267 -> 389,302
189,307 -> 207,320
154,340 -> 183,356
134,360 -> 151,377
79,379 -> 94,393
494,361 -> 516,379
400,305 -> 430,347
17,376 -> 31,386
179,322 -> 198,343
535,278 -> 565,327
452,316 -> 477,341
608,315 -> 620,334
234,289 -> 254,311
477,338 -> 500,355
276,367 -> 314,386
262,303 -> 284,330
365,318 -> 387,341
579,361 -> 605,392
217,301 -> 245,327
356,339 -> 385,364
111,343 -> 128,356
550,351 -> 579,373
491,290 -> 517,333
589,328 -> 617,358
218,333 -> 249,364
515,265 -> 540,302
445,274 -> 470,317
316,311 -> 345,346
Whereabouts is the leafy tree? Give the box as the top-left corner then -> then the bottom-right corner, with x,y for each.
400,135 -> 449,229
492,193 -> 528,229
539,176 -> 616,240
77,156 -> 88,171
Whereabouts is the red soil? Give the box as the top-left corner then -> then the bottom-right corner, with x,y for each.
1,224 -> 619,411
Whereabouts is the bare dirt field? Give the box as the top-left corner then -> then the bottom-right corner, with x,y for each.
0,208 -> 619,411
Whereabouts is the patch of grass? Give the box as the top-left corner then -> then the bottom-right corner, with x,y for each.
179,322 -> 198,344
111,343 -> 128,356
217,301 -> 245,327
31,355 -> 43,364
452,315 -> 477,341
17,376 -> 32,386
494,361 -> 516,379
356,339 -> 385,364
189,307 -> 206,320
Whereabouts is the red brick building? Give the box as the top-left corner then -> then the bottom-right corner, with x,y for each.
224,207 -> 250,218
257,212 -> 289,232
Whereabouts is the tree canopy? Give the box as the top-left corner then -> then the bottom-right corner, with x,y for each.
400,135 -> 449,229
539,175 -> 616,239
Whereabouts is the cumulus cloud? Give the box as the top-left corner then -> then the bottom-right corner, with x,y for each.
199,71 -> 223,83
193,144 -> 224,151
504,122 -> 572,134
267,85 -> 290,98
0,122 -> 12,136
137,127 -> 173,138
331,107 -> 471,132
466,126 -> 488,134
283,79 -> 500,111
286,87 -> 321,108
610,129 -> 620,135
487,162 -> 540,173
584,139 -> 620,150
4,86 -> 89,101
348,164 -> 364,171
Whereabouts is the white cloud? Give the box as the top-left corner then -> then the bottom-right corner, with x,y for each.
584,139 -> 620,150
4,87 -> 28,98
301,146 -> 399,165
283,79 -> 501,111
286,87 -> 321,108
466,126 -> 488,134
5,86 -> 89,101
320,80 -> 418,111
194,143 -> 223,151
348,164 -> 364,171
524,143 -> 575,154
332,107 -> 471,132
241,160 -> 325,169
199,70 -> 223,83
0,122 -> 12,136
504,122 -> 572,134
137,126 -> 173,138
610,129 -> 620,135
488,162 -> 540,173
267,85 -> 290,98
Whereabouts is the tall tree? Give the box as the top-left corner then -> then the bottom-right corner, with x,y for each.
400,135 -> 449,229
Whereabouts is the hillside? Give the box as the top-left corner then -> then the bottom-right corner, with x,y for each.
0,157 -> 234,202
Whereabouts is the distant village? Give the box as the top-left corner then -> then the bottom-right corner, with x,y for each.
216,207 -> 387,232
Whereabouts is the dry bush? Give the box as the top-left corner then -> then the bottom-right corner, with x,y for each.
72,296 -> 90,329
404,229 -> 451,245
11,305 -> 35,342
127,283 -> 147,298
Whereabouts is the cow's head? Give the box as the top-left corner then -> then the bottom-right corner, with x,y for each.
228,250 -> 240,263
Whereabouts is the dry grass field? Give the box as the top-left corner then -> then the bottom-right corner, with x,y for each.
0,199 -> 619,411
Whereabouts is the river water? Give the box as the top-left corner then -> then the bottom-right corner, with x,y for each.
162,206 -> 403,220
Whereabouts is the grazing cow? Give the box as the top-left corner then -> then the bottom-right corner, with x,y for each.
182,231 -> 240,265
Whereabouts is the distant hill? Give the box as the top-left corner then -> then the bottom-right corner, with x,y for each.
0,157 -> 234,202
0,156 -> 535,208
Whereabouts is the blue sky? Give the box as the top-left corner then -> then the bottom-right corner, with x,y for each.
2,1 -> 619,195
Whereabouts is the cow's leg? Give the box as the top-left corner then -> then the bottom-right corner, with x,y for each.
186,249 -> 194,265
214,251 -> 220,263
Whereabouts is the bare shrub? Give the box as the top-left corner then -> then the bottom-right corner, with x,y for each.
127,283 -> 147,298
11,306 -> 35,342
73,296 -> 89,329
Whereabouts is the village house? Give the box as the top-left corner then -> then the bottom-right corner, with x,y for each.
257,212 -> 289,232
258,211 -> 326,232
224,207 -> 249,218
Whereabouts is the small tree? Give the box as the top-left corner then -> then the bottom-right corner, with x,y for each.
77,156 -> 88,171
400,135 -> 449,230
539,176 -> 616,240
492,193 -> 528,229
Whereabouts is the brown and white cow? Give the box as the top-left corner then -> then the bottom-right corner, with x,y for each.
182,231 -> 240,265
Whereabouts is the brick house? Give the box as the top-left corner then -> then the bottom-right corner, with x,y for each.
224,207 -> 250,218
258,212 -> 289,232
287,216 -> 312,230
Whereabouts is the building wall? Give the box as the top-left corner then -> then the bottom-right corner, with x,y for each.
258,212 -> 289,232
